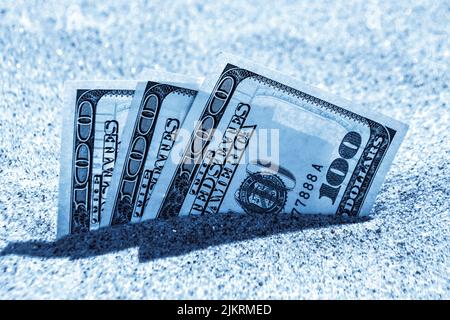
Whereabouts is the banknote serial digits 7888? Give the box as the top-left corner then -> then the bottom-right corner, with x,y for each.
57,54 -> 408,238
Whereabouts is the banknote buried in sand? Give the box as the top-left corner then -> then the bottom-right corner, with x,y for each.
57,53 -> 408,238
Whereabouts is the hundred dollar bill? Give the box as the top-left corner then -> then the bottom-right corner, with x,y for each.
57,81 -> 137,238
101,72 -> 201,227
141,53 -> 408,220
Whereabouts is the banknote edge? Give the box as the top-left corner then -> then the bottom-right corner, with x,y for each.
56,82 -> 77,239
357,122 -> 408,216
138,69 -> 204,90
217,52 -> 409,134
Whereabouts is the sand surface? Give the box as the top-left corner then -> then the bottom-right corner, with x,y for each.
0,0 -> 448,299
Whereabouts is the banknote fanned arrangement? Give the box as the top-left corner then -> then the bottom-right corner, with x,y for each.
57,53 -> 408,238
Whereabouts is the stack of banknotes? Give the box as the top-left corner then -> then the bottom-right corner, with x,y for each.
57,53 -> 408,238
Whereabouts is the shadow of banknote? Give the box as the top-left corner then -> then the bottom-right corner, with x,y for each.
1,213 -> 370,262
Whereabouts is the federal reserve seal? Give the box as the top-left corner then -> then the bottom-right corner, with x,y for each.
235,161 -> 296,214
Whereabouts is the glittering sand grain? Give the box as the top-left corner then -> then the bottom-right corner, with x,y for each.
0,0 -> 448,299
